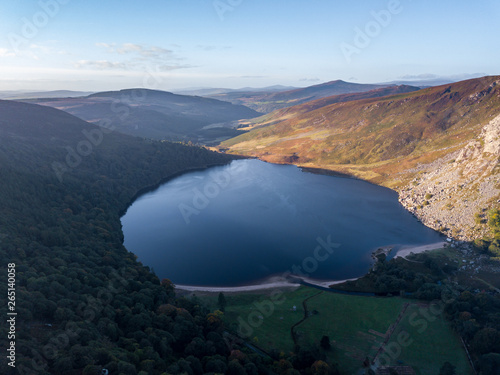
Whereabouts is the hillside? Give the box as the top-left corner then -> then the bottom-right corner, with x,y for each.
22,88 -> 260,145
220,76 -> 500,240
231,85 -> 421,132
207,80 -> 394,113
0,100 -> 268,374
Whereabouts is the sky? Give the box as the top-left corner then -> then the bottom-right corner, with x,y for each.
0,0 -> 499,92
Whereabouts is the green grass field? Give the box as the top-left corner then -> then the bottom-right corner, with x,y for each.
384,303 -> 474,375
197,287 -> 319,352
223,287 -> 318,352
195,286 -> 473,374
296,292 -> 407,374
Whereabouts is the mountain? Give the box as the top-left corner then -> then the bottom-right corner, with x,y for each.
207,80 -> 394,113
381,79 -> 457,88
174,85 -> 296,96
220,76 -> 500,240
22,88 -> 261,145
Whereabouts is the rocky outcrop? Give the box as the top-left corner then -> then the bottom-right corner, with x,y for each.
398,113 -> 500,240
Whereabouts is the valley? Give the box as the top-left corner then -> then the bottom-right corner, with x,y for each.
1,76 -> 499,375
22,89 -> 261,145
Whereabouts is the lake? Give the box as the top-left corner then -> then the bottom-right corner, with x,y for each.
121,159 -> 443,287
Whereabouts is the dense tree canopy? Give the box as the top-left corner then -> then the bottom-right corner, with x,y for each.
0,102 -> 272,374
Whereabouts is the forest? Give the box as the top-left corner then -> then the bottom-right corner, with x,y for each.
0,101 -> 285,375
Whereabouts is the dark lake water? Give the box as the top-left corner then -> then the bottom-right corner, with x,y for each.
121,159 -> 442,287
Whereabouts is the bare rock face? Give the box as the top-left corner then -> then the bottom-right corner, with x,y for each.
482,114 -> 500,155
398,113 -> 500,241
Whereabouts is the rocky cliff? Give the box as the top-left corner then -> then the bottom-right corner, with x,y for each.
398,113 -> 500,240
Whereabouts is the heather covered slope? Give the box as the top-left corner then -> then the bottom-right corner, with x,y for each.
221,76 -> 500,239
233,85 -> 421,132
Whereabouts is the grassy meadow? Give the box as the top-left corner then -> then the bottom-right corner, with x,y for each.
193,285 -> 473,374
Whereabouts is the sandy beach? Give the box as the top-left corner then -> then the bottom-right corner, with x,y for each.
175,276 -> 302,293
175,274 -> 363,293
394,241 -> 447,259
175,242 -> 448,293
299,276 -> 361,288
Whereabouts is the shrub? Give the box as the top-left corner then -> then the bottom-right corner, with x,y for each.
488,208 -> 500,230
488,241 -> 500,257
473,238 -> 490,254
474,212 -> 484,225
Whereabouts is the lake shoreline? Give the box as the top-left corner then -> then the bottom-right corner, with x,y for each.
175,275 -> 358,294
123,159 -> 444,290
175,242 -> 448,294
394,241 -> 447,259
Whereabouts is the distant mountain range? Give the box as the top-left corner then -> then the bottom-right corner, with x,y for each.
205,80 -> 399,113
22,89 -> 261,145
174,85 -> 297,96
0,90 -> 94,100
177,77 -> 487,113
220,76 -> 500,240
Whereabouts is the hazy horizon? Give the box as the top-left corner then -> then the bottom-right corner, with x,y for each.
1,0 -> 499,92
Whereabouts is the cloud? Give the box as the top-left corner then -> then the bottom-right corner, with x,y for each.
74,60 -> 127,70
95,42 -> 115,50
197,45 -> 232,51
75,42 -> 191,72
399,73 -> 438,80
116,43 -> 143,54
96,42 -> 174,59
0,48 -> 15,57
0,43 -> 52,59
197,45 -> 217,51
117,43 -> 175,59
239,75 -> 266,79
299,77 -> 320,82
157,64 -> 193,71
29,44 -> 51,54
